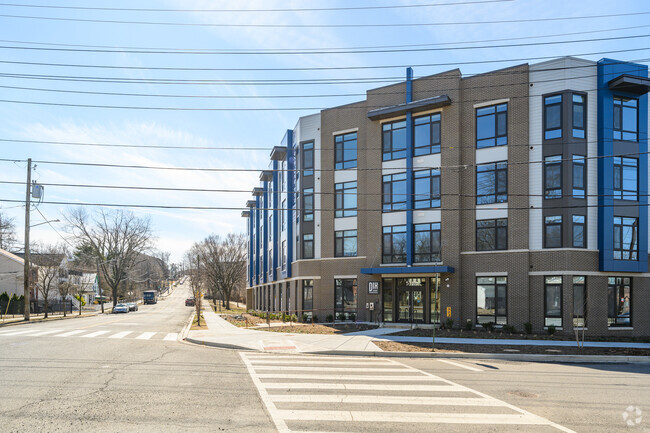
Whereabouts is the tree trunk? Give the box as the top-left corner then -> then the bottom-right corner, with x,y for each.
63,299 -> 67,317
44,300 -> 48,319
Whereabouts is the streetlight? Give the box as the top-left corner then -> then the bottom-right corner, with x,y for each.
30,219 -> 60,228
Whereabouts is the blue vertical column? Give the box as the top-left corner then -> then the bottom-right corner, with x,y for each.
272,160 -> 279,282
248,212 -> 254,287
255,196 -> 261,285
405,67 -> 414,266
262,182 -> 269,284
285,130 -> 295,278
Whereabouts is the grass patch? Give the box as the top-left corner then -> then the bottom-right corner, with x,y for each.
190,313 -> 206,330
257,323 -> 378,335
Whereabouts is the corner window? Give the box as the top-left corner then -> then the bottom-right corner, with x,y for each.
382,120 -> 407,161
414,113 -> 441,156
613,217 -> 638,260
335,230 -> 357,257
414,169 -> 440,209
382,225 -> 407,263
281,240 -> 287,270
302,234 -> 314,259
544,94 -> 562,139
476,276 -> 507,325
613,97 -> 638,141
302,280 -> 313,312
544,276 -> 562,327
303,188 -> 314,222
382,278 -> 393,322
544,215 -> 562,248
573,276 -> 586,328
608,277 -> 631,327
382,172 -> 407,212
476,103 -> 507,149
281,199 -> 286,230
544,155 -> 562,199
334,133 -> 357,170
476,218 -> 508,251
572,155 -> 585,198
414,223 -> 441,263
613,157 -> 638,200
334,181 -> 357,218
572,94 -> 586,138
334,278 -> 357,317
302,141 -> 314,176
476,161 -> 507,205
572,215 -> 585,248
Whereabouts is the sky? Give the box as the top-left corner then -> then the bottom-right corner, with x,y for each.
0,0 -> 648,263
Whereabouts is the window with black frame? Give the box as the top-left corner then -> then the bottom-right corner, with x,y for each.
414,169 -> 441,209
476,161 -> 507,204
334,181 -> 357,218
334,133 -> 357,170
613,96 -> 638,141
608,277 -> 631,327
572,94 -> 586,138
414,223 -> 441,263
302,234 -> 314,259
544,155 -> 562,199
614,216 -> 638,260
613,157 -> 638,200
572,215 -> 585,248
302,279 -> 313,314
335,230 -> 357,257
544,276 -> 562,327
476,218 -> 507,251
573,276 -> 586,327
414,113 -> 441,156
382,172 -> 407,212
302,141 -> 314,176
382,279 -> 393,322
334,278 -> 357,318
476,276 -> 507,324
303,188 -> 314,221
476,103 -> 507,148
572,155 -> 585,198
382,120 -> 407,161
544,94 -> 562,139
544,215 -> 562,248
382,225 -> 407,263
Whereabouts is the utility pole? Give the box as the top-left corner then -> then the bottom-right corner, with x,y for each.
23,158 -> 32,321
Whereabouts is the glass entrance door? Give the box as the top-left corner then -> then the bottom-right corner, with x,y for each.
397,289 -> 424,323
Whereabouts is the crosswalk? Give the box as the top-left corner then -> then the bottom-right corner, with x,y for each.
241,352 -> 576,433
0,327 -> 178,341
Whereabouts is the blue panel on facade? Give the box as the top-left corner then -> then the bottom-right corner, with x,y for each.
272,160 -> 279,282
405,68 -> 414,266
597,58 -> 648,272
262,181 -> 268,284
283,129 -> 295,279
361,266 -> 455,275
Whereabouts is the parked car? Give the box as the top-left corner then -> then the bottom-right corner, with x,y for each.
112,303 -> 129,314
127,302 -> 138,312
185,298 -> 195,307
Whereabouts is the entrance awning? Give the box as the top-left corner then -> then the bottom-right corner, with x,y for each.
361,266 -> 454,275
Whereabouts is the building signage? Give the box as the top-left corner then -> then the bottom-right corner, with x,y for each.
368,281 -> 379,294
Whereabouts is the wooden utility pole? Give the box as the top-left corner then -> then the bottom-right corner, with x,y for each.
23,158 -> 32,321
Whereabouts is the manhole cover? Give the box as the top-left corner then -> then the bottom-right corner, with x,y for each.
508,390 -> 539,398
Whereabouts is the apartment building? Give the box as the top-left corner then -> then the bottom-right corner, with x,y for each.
243,57 -> 649,337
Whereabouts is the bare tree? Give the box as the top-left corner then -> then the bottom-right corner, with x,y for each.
185,246 -> 204,326
0,212 -> 17,251
65,208 -> 153,311
33,244 -> 66,319
199,233 -> 247,311
58,280 -> 74,317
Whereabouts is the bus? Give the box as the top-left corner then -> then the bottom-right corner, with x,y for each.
143,291 -> 157,305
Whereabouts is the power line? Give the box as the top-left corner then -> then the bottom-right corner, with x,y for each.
1,11 -> 648,28
0,138 -> 271,151
0,0 -> 513,13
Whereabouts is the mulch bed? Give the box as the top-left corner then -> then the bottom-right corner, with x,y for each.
255,323 -> 378,334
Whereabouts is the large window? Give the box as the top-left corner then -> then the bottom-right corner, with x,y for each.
335,181 -> 357,218
303,188 -> 314,222
302,141 -> 314,176
572,155 -> 585,198
572,94 -> 586,138
334,278 -> 357,317
382,225 -> 407,263
414,223 -> 441,263
414,169 -> 441,209
544,215 -> 562,248
334,132 -> 357,170
383,279 -> 393,322
572,215 -> 585,248
382,173 -> 407,212
613,97 -> 638,141
613,157 -> 638,200
544,276 -> 562,327
476,218 -> 508,251
281,198 -> 286,230
281,240 -> 287,270
335,230 -> 357,257
476,161 -> 507,204
414,113 -> 441,156
430,276 -> 440,324
608,277 -> 631,327
613,217 -> 638,260
476,103 -> 507,148
382,120 -> 407,161
573,276 -> 586,328
544,94 -> 562,139
302,279 -> 313,312
544,155 -> 562,199
302,234 -> 314,259
476,276 -> 507,324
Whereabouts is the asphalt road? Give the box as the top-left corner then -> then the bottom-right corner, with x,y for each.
1,286 -> 648,433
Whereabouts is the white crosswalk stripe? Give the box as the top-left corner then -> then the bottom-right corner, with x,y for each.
0,328 -> 181,341
54,330 -> 85,337
108,331 -> 133,339
240,352 -> 577,433
163,333 -> 178,341
135,332 -> 156,340
82,331 -> 111,338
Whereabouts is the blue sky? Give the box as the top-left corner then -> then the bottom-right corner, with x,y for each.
0,0 -> 648,262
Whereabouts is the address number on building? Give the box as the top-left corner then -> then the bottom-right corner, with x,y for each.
368,281 -> 379,294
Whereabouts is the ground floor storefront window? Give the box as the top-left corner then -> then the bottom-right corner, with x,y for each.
608,277 -> 631,327
381,276 -> 445,324
573,276 -> 586,328
544,276 -> 562,327
302,280 -> 313,317
476,276 -> 507,325
334,279 -> 357,319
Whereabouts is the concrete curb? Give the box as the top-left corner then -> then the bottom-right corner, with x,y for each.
0,313 -> 99,328
184,336 -> 255,351
179,311 -> 195,341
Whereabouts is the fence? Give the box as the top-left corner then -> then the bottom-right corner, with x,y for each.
0,299 -> 77,318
